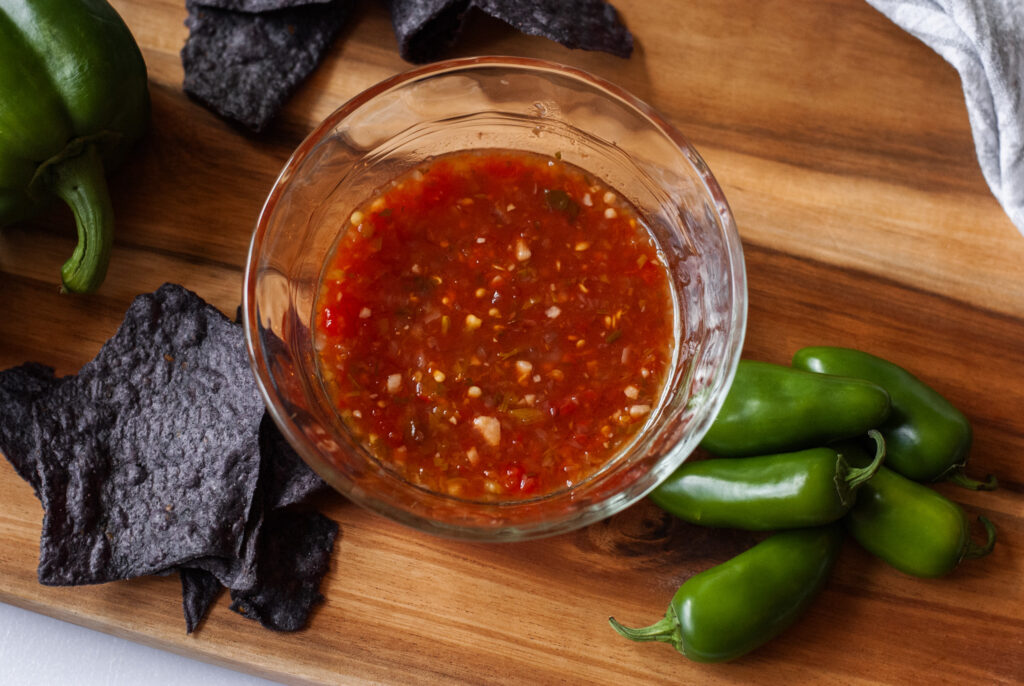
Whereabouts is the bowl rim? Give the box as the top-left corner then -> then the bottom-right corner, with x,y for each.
243,55 -> 747,540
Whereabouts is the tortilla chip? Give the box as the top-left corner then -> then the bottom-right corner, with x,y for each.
177,415 -> 327,594
229,509 -> 338,631
259,414 -> 330,509
183,500 -> 264,593
0,362 -> 59,495
174,411 -> 331,630
0,284 -> 340,634
386,0 -> 633,63
385,0 -> 468,64
473,0 -> 633,58
0,285 -> 264,585
181,568 -> 224,634
194,0 -> 332,11
181,0 -> 353,131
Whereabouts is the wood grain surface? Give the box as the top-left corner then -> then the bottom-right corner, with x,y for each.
1,0 -> 1022,683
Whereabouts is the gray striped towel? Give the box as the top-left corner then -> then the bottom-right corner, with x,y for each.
867,0 -> 1024,235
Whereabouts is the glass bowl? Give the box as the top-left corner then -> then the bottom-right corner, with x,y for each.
243,56 -> 746,541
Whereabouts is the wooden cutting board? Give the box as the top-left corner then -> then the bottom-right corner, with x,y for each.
1,0 -> 1021,683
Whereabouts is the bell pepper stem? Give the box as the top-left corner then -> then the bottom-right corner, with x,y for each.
49,144 -> 114,293
609,613 -> 681,647
963,516 -> 997,560
845,429 -> 886,490
947,470 -> 998,491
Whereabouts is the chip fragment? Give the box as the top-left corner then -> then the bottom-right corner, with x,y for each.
384,0 -> 468,64
176,415 -> 331,632
386,0 -> 634,63
181,0 -> 354,131
473,0 -> 633,58
0,362 -> 59,495
181,568 -> 224,634
194,0 -> 333,10
259,413 -> 330,509
229,509 -> 339,631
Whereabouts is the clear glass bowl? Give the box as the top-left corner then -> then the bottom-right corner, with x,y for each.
243,56 -> 746,541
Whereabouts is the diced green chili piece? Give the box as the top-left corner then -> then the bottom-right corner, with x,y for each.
508,408 -> 544,424
544,189 -> 580,220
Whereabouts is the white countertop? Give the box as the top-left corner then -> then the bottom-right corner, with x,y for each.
0,603 -> 279,686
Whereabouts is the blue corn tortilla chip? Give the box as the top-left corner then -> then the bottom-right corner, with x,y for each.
0,283 -> 339,635
385,0 -> 468,64
0,284 -> 264,585
182,497 -> 264,592
177,415 -> 329,598
179,415 -> 329,592
177,415 -> 331,632
181,568 -> 224,634
0,362 -> 59,495
180,0 -> 631,132
472,0 -> 633,58
259,413 -> 330,509
194,0 -> 333,11
229,509 -> 338,631
386,0 -> 633,63
181,0 -> 353,131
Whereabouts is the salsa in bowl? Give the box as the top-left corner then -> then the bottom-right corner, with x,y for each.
244,57 -> 746,540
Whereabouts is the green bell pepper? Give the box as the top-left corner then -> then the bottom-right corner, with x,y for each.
0,0 -> 149,293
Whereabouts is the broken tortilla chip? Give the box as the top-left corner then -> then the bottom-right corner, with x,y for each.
181,0 -> 353,131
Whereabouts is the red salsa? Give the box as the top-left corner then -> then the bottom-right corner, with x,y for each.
314,150 -> 675,501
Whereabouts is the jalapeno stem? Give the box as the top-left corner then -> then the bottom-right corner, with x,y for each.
947,471 -> 998,491
845,429 -> 885,490
963,516 -> 997,560
608,613 -> 681,648
50,143 -> 114,294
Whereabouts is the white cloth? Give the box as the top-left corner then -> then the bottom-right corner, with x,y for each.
866,0 -> 1024,234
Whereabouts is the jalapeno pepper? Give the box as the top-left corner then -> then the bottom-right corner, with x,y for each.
792,346 -> 995,490
609,524 -> 843,662
700,360 -> 891,457
836,440 -> 996,578
651,430 -> 885,530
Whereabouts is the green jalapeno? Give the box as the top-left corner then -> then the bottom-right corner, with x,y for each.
651,430 -> 885,530
609,524 -> 843,663
792,346 -> 995,490
700,360 -> 891,457
837,441 -> 996,578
